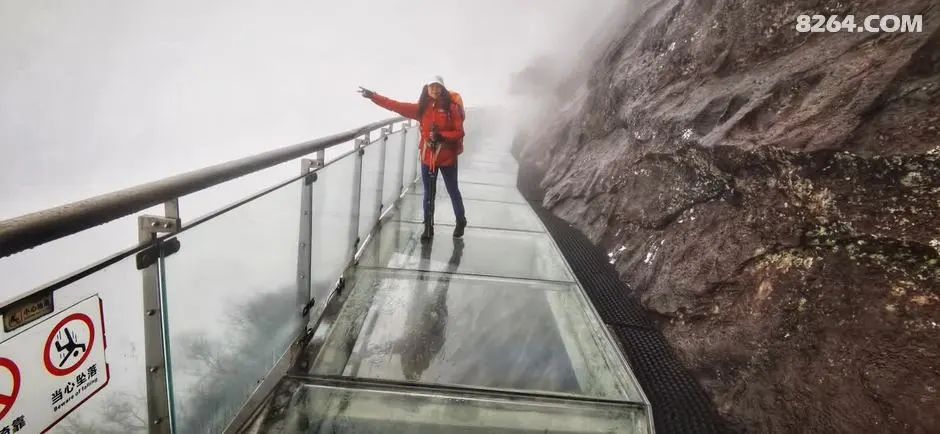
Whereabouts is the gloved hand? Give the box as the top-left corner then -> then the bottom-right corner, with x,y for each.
429,131 -> 442,143
357,86 -> 375,99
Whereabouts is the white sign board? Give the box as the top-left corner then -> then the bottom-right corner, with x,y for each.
0,295 -> 109,434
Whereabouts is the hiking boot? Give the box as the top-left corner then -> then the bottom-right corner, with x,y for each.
421,221 -> 434,243
453,218 -> 467,238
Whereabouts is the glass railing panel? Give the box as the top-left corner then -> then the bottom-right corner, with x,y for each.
357,140 -> 383,242
403,127 -> 420,189
323,139 -> 357,163
179,160 -> 299,222
261,379 -> 649,433
310,154 -> 357,320
382,130 -> 405,212
160,178 -> 305,434
307,268 -> 636,400
394,194 -> 543,232
409,181 -> 526,204
358,221 -> 573,282
0,254 -> 149,433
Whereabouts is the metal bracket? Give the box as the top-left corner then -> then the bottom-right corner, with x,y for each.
136,239 -> 181,270
136,216 -> 181,270
140,215 -> 179,234
302,158 -> 318,185
300,297 -> 316,317
356,138 -> 367,156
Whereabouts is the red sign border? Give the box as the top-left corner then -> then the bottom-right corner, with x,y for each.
43,313 -> 95,377
0,358 -> 21,421
41,296 -> 110,434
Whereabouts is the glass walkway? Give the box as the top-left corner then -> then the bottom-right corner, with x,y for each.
239,119 -> 651,433
0,110 -> 651,433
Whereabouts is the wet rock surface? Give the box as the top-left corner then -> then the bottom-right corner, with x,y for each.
514,0 -> 940,432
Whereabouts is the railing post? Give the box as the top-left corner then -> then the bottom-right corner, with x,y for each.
349,135 -> 366,261
376,127 -> 390,215
297,158 -> 315,326
397,122 -> 407,194
138,199 -> 180,434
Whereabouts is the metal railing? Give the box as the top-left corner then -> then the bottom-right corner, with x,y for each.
0,116 -> 421,433
0,117 -> 403,258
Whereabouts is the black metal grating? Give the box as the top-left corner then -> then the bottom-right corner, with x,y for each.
517,161 -> 726,434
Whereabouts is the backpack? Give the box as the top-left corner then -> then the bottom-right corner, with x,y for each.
449,91 -> 465,154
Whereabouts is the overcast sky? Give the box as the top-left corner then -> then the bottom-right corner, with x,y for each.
0,0 -> 623,295
1,0 -> 620,216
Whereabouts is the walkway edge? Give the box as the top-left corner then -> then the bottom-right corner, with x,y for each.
516,160 -> 727,434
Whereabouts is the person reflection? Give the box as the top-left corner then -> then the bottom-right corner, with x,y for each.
394,238 -> 464,381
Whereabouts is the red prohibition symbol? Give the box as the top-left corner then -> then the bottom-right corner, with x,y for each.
44,313 -> 95,377
0,358 -> 21,420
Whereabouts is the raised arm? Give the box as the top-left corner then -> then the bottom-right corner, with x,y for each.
370,94 -> 420,120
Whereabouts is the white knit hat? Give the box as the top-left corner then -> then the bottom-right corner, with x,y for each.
426,75 -> 445,87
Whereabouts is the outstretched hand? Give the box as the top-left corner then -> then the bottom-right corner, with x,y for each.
357,86 -> 375,99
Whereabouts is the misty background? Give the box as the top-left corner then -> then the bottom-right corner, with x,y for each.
1,0 -> 624,296
2,3 -> 629,431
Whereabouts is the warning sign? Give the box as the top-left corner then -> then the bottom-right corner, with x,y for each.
0,296 -> 108,433
44,313 -> 95,377
0,358 -> 20,421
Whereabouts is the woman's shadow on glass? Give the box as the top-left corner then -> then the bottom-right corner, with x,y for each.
393,238 -> 464,381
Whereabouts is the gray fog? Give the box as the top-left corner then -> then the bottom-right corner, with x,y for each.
0,0 -> 621,297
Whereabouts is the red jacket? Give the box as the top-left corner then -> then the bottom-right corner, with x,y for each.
370,93 -> 464,168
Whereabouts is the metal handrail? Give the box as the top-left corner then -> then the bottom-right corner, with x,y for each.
0,116 -> 404,258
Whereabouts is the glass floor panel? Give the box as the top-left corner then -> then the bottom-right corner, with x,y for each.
259,379 -> 649,433
461,150 -> 515,164
460,159 -> 519,175
409,180 -> 526,204
308,268 -> 640,401
394,194 -> 544,232
357,221 -> 573,282
458,169 -> 518,186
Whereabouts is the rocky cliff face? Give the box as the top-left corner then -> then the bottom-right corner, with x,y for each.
514,0 -> 940,432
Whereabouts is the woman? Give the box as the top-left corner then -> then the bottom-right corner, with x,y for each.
358,76 -> 466,241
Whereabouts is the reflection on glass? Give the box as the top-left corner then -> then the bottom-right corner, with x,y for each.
402,127 -> 420,190
161,179 -> 303,433
358,140 -> 383,241
309,267 -> 638,401
382,131 -> 405,211
310,154 -> 357,320
354,240 -> 462,382
256,380 -> 649,433
410,181 -> 526,204
394,194 -> 543,232
359,221 -> 572,282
